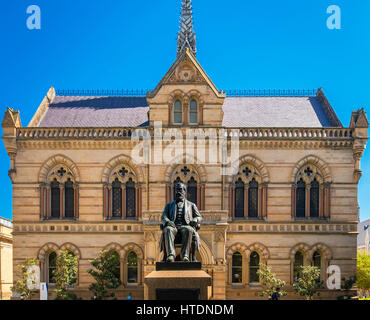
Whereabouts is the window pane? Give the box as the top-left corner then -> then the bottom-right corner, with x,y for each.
174,100 -> 182,124
190,111 -> 198,124
313,251 -> 321,269
296,180 -> 306,218
235,179 -> 244,218
232,252 -> 243,283
127,252 -> 138,284
294,251 -> 304,281
48,252 -> 57,284
187,177 -> 197,205
126,179 -> 136,218
112,179 -> 122,218
190,100 -> 197,111
110,251 -> 121,280
65,179 -> 74,218
51,179 -> 60,218
174,100 -> 182,112
248,179 -> 258,218
249,252 -> 260,283
310,180 -> 320,218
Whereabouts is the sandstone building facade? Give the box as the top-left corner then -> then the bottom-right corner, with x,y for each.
0,217 -> 13,300
2,0 -> 369,299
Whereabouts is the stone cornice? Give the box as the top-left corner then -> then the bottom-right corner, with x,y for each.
15,127 -> 355,150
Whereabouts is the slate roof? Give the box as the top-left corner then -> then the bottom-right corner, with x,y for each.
37,95 -> 338,128
222,97 -> 334,127
38,96 -> 150,127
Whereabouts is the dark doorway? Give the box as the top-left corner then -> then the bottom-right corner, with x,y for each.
156,289 -> 200,300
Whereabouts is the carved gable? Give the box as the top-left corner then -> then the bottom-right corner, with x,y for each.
147,49 -> 225,126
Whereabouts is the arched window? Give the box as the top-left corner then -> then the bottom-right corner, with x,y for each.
235,179 -> 245,218
248,179 -> 258,218
310,179 -> 320,218
67,251 -> 77,286
232,252 -> 243,284
293,251 -> 304,282
249,251 -> 260,283
127,252 -> 138,284
65,179 -> 75,218
187,177 -> 197,205
41,165 -> 78,220
126,179 -> 136,219
48,252 -> 57,284
313,251 -> 321,269
174,100 -> 183,124
296,179 -> 306,218
51,179 -> 60,218
112,178 -> 122,218
189,100 -> 198,124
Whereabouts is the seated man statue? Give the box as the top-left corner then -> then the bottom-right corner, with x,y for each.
160,182 -> 202,262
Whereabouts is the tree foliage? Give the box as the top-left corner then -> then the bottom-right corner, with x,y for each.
53,250 -> 78,300
257,263 -> 287,298
356,252 -> 370,292
11,258 -> 38,300
293,266 -> 322,300
88,250 -> 121,300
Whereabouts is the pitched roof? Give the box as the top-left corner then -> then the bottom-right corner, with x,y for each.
36,94 -> 339,128
222,96 -> 336,127
38,96 -> 149,127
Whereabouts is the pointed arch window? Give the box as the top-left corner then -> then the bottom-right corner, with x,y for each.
48,252 -> 57,284
293,165 -> 329,220
65,179 -> 75,218
127,252 -> 138,284
310,179 -> 320,218
174,100 -> 183,124
235,179 -> 245,218
249,251 -> 260,283
248,179 -> 259,218
112,178 -> 122,218
187,177 -> 198,205
232,252 -> 243,284
104,166 -> 140,220
40,166 -> 79,220
126,179 -> 136,219
293,251 -> 304,282
50,179 -> 60,218
189,100 -> 198,124
296,179 -> 306,218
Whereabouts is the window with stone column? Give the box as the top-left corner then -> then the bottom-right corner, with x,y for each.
166,165 -> 204,209
40,166 -> 79,220
230,164 -> 267,220
291,165 -> 330,220
103,166 -> 141,220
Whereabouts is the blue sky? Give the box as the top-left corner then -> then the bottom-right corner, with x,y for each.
0,0 -> 369,221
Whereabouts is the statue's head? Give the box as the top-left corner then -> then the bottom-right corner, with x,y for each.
174,182 -> 186,202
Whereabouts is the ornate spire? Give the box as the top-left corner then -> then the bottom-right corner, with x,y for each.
177,0 -> 197,57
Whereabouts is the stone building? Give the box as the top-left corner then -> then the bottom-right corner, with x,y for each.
0,217 -> 13,300
2,0 -> 369,299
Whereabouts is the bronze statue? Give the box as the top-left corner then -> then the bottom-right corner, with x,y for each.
160,182 -> 202,262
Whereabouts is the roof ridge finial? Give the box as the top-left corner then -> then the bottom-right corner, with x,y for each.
177,0 -> 197,57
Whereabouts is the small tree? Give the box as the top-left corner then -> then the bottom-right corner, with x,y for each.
257,263 -> 287,298
293,266 -> 322,300
356,252 -> 370,296
53,250 -> 78,300
11,258 -> 38,300
88,250 -> 121,300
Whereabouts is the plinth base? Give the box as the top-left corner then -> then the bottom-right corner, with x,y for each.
144,262 -> 212,300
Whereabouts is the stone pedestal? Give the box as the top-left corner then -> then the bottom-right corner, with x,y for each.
144,262 -> 212,300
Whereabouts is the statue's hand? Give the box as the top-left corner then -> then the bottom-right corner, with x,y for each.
166,221 -> 176,228
189,220 -> 197,228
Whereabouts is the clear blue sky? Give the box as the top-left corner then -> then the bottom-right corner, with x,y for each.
0,0 -> 369,221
